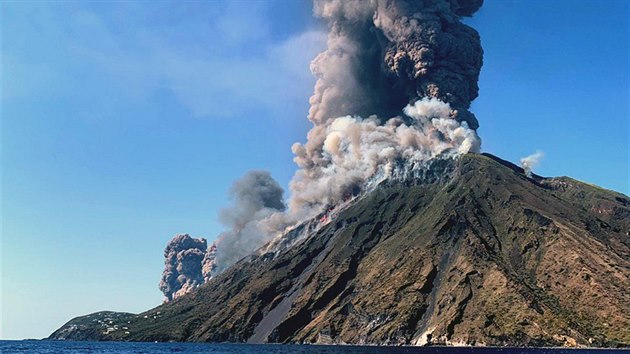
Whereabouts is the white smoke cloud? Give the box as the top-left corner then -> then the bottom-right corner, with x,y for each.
290,97 -> 480,213
520,151 -> 544,177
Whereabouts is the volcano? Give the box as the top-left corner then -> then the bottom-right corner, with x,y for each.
49,153 -> 630,347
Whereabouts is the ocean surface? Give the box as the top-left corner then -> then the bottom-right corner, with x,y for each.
0,341 -> 626,354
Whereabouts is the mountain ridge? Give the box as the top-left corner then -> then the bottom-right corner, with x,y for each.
49,153 -> 630,347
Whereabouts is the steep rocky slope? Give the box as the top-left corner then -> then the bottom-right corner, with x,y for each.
49,153 -> 630,347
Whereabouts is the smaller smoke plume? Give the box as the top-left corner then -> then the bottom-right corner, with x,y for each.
520,151 -> 544,177
159,171 -> 286,301
214,170 -> 286,272
159,234 -> 208,301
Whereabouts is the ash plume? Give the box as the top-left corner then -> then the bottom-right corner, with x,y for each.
307,0 -> 483,128
213,170 -> 286,272
289,0 -> 484,214
159,234 -> 208,301
520,151 -> 544,177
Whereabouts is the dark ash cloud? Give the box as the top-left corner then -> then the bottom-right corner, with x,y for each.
159,234 -> 208,301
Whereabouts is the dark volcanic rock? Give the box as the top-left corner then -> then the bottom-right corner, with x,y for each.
49,154 -> 630,347
48,311 -> 135,341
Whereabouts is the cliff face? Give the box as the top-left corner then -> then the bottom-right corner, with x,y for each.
49,154 -> 630,347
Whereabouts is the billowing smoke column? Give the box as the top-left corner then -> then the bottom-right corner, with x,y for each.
307,0 -> 483,127
214,170 -> 286,272
160,0 -> 486,299
159,234 -> 209,301
290,0 -> 484,213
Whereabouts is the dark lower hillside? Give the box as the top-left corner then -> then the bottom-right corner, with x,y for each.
49,153 -> 630,347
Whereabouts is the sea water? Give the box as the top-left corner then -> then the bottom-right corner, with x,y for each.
0,340 -> 624,354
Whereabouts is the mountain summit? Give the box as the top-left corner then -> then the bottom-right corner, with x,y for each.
49,153 -> 630,347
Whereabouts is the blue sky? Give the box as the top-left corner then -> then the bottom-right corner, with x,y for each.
1,0 -> 628,340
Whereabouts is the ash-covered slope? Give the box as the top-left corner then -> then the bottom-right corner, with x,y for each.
49,154 -> 630,347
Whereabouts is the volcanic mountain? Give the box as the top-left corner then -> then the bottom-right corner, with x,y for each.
49,153 -> 630,347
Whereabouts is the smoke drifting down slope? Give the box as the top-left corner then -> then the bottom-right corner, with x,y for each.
214,170 -> 286,272
160,0 -> 485,300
